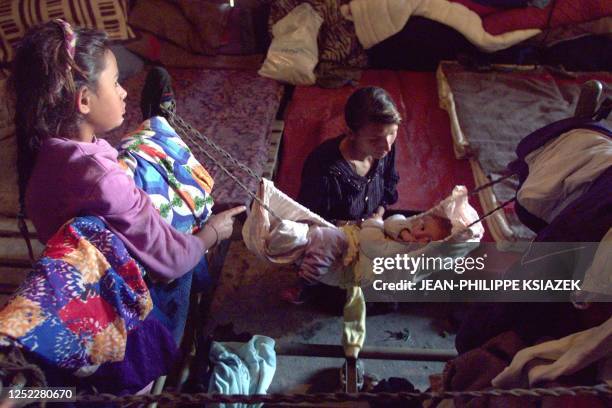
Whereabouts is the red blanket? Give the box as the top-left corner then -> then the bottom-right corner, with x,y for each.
276,71 -> 476,214
452,0 -> 612,35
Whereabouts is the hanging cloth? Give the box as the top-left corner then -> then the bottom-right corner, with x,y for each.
242,178 -> 334,264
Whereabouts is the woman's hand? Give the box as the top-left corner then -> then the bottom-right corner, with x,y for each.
196,206 -> 246,249
365,206 -> 385,223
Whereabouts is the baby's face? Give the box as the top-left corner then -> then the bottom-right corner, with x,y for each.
399,228 -> 417,242
399,216 -> 447,243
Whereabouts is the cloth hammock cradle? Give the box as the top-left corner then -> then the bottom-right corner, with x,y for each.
241,179 -> 486,287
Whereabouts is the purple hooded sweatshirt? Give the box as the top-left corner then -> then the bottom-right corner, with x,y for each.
26,137 -> 204,279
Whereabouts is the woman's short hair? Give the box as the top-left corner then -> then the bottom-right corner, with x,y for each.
344,87 -> 401,133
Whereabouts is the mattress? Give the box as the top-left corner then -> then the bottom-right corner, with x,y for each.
107,68 -> 284,207
275,70 -> 479,223
437,61 -> 612,248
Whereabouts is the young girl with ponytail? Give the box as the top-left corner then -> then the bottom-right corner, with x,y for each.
10,20 -> 245,280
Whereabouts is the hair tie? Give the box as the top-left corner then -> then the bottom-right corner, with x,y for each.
54,19 -> 76,61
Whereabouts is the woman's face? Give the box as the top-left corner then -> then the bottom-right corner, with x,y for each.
352,122 -> 398,159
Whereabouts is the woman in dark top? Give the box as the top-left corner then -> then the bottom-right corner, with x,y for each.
297,86 -> 401,224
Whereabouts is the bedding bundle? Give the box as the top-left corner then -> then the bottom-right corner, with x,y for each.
342,0 -> 611,52
0,216 -> 153,374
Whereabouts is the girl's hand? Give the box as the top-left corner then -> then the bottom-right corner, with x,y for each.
197,206 -> 246,248
208,206 -> 247,241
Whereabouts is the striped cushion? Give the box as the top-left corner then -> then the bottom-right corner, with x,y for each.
0,0 -> 135,65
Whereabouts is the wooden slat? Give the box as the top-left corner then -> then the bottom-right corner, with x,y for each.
262,120 -> 285,181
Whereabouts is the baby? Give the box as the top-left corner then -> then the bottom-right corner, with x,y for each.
390,214 -> 453,244
271,214 -> 452,303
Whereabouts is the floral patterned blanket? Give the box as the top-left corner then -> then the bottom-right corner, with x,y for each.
0,216 -> 152,373
118,116 -> 214,234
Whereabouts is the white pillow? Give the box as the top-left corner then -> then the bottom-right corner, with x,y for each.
258,3 -> 323,85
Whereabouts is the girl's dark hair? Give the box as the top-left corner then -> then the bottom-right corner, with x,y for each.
9,21 -> 110,215
344,87 -> 402,133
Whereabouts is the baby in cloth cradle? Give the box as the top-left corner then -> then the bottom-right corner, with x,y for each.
243,181 -> 482,304
270,213 -> 453,303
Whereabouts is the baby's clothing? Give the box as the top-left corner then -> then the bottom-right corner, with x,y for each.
265,216 -> 425,287
26,136 -> 204,280
300,225 -> 348,281
261,186 -> 483,287
266,220 -> 347,282
350,218 -> 422,286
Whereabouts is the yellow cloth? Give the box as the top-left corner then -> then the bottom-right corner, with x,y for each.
342,286 -> 366,359
337,225 -> 366,358
340,224 -> 360,267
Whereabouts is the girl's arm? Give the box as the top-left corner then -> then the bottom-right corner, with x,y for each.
90,168 -> 210,280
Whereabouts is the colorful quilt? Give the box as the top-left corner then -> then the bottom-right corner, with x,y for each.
0,216 -> 152,373
118,116 -> 214,234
